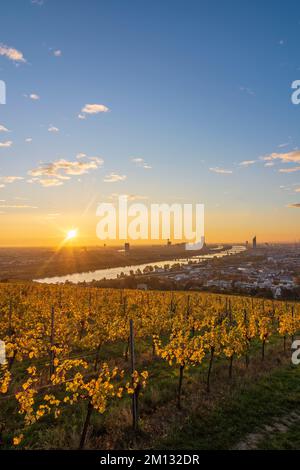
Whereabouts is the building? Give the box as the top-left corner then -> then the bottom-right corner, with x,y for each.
124,242 -> 130,253
253,236 -> 257,249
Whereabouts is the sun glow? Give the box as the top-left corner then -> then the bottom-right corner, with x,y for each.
65,229 -> 78,241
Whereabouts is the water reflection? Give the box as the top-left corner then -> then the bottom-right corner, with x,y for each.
36,245 -> 246,284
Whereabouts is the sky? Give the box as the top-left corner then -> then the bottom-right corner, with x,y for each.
1,0 -> 300,246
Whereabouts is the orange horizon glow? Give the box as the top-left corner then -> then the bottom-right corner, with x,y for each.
0,207 -> 300,247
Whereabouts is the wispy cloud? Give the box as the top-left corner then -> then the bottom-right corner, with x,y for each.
209,167 -> 233,174
104,173 -> 127,183
279,167 -> 300,173
264,162 -> 275,167
48,126 -> 59,133
0,204 -> 37,209
263,150 -> 300,164
0,141 -> 13,148
131,157 -> 152,169
0,125 -> 9,132
287,203 -> 300,208
0,176 -> 24,186
53,49 -> 62,57
240,86 -> 255,96
2,176 -> 23,183
31,0 -> 45,5
239,160 -> 256,167
25,137 -> 33,143
28,156 -> 104,187
278,142 -> 290,148
29,178 -> 64,187
76,152 -> 87,159
0,43 -> 26,63
108,193 -> 148,201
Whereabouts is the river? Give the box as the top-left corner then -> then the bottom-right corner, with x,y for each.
36,245 -> 246,284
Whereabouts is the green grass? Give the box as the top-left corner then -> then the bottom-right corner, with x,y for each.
159,363 -> 300,449
257,422 -> 300,450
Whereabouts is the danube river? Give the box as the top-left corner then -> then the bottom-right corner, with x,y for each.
37,245 -> 246,284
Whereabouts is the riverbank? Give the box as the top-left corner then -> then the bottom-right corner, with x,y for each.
37,245 -> 244,284
0,244 -> 229,281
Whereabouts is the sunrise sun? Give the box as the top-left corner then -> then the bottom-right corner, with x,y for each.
65,229 -> 78,241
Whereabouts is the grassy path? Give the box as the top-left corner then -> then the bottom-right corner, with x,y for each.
234,410 -> 300,449
157,363 -> 300,450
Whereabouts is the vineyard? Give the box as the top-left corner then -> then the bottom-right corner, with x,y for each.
0,282 -> 299,450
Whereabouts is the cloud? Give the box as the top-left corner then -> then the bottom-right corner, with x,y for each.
53,49 -> 62,57
0,176 -> 23,183
240,86 -> 255,96
25,137 -> 32,143
30,159 -> 103,177
263,150 -> 300,164
108,193 -> 148,201
209,167 -> 233,174
0,140 -> 13,148
278,142 -> 290,148
239,160 -> 256,167
31,0 -> 44,5
29,178 -> 64,187
131,157 -> 152,169
261,151 -> 300,172
80,104 -> 109,116
76,152 -> 87,159
104,173 -> 127,183
0,204 -> 37,209
48,126 -> 59,133
28,155 -> 103,187
287,203 -> 300,208
279,167 -> 300,173
264,162 -> 274,167
29,93 -> 40,100
0,43 -> 26,63
0,125 -> 9,132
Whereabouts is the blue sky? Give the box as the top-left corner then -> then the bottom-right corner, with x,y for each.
0,0 -> 300,245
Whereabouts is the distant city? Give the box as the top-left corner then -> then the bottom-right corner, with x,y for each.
71,237 -> 300,300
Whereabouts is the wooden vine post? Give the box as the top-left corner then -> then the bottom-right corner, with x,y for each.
129,319 -> 138,431
49,306 -> 55,378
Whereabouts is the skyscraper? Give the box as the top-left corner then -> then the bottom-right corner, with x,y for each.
253,236 -> 257,249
